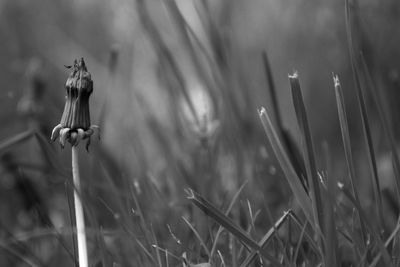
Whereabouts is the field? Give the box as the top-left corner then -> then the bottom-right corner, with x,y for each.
1,0 -> 400,266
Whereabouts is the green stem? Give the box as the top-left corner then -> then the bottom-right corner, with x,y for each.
72,146 -> 88,267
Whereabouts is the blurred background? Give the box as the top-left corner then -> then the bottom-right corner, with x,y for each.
1,0 -> 400,266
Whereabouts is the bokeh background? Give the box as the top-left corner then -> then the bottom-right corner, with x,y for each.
1,0 -> 400,266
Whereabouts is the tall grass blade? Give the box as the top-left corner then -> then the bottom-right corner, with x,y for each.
333,74 -> 367,248
135,0 -> 200,126
150,224 -> 163,267
186,188 -> 283,267
210,179 -> 249,259
162,0 -> 216,100
288,206 -> 323,258
136,238 -> 156,264
293,221 -> 308,266
332,75 -> 359,201
370,221 -> 400,267
129,181 -> 153,248
258,107 -> 314,226
240,210 -> 291,267
345,0 -> 384,231
338,183 -> 392,266
321,142 -> 339,267
359,53 -> 400,206
262,52 -> 281,132
289,73 -> 324,237
262,53 -> 307,188
335,200 -> 363,261
182,216 -> 211,259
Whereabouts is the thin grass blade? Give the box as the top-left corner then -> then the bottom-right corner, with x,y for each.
240,210 -> 291,267
210,179 -> 249,259
186,188 -> 283,267
333,74 -> 367,248
262,52 -> 281,132
151,224 -> 163,267
293,221 -> 308,266
0,241 -> 40,267
258,107 -> 314,227
0,130 -> 33,155
182,216 -> 211,259
262,53 -> 307,189
338,183 -> 392,266
289,72 -> 324,240
359,53 -> 400,206
345,0 -> 384,231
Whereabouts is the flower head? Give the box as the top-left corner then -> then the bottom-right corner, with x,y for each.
51,58 -> 99,150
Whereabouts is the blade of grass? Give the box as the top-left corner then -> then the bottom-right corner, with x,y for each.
258,107 -> 314,227
162,0 -> 217,102
136,238 -> 156,264
240,210 -> 291,267
293,221 -> 308,266
0,241 -> 40,267
322,177 -> 339,267
25,180 -> 78,265
345,0 -> 384,231
152,245 -> 182,262
359,52 -> 400,206
338,183 -> 392,266
262,53 -> 307,189
150,224 -> 163,267
97,196 -> 156,264
129,181 -> 154,249
370,220 -> 400,267
0,221 -> 45,266
218,250 -> 225,267
165,249 -> 169,267
335,200 -> 363,262
182,216 -> 211,259
320,141 -> 339,267
135,0 -> 200,127
289,72 -> 324,241
230,233 -> 237,267
262,52 -> 282,132
210,179 -> 249,259
236,209 -> 262,263
333,74 -> 367,249
246,200 -> 256,237
186,188 -> 283,267
287,211 -> 322,257
0,130 -> 34,155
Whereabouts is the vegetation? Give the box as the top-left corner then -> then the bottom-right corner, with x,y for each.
1,0 -> 400,266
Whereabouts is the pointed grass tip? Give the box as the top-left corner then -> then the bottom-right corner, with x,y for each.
332,73 -> 340,87
288,71 -> 299,80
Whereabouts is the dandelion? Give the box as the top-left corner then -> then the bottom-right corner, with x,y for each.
51,58 -> 99,267
51,58 -> 99,150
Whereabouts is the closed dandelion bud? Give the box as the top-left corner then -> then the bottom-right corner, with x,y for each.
51,58 -> 99,150
61,58 -> 93,130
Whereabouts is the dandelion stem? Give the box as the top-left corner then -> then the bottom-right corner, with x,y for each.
72,146 -> 88,267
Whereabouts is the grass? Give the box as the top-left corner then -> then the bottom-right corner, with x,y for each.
2,1 -> 400,266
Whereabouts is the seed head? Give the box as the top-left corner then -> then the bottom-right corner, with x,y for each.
51,58 -> 99,150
